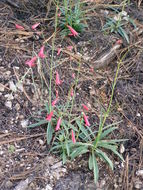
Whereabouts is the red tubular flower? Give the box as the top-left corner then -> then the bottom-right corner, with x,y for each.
56,89 -> 59,98
70,88 -> 74,97
55,117 -> 61,131
72,73 -> 75,79
57,48 -> 62,56
38,46 -> 45,58
56,71 -> 62,85
52,98 -> 59,107
46,111 -> 54,121
67,25 -> 78,37
67,46 -> 73,51
71,130 -> 76,144
15,24 -> 25,30
82,104 -> 89,111
25,56 -> 37,67
83,113 -> 90,126
31,23 -> 40,30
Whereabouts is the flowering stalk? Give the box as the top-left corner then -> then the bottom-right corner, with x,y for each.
15,24 -> 25,30
82,104 -> 89,111
55,118 -> 61,131
31,23 -> 40,30
46,111 -> 54,121
25,56 -> 37,67
71,130 -> 76,144
38,46 -> 46,58
83,113 -> 90,126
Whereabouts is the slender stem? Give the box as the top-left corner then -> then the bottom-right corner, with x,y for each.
49,4 -> 58,111
94,52 -> 127,149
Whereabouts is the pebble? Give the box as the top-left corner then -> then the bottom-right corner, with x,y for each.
136,170 -> 143,177
51,161 -> 62,169
5,101 -> 12,109
5,180 -> 13,188
9,81 -> 17,92
0,85 -> 4,92
21,120 -> 29,128
39,139 -> 44,145
45,184 -> 53,190
134,180 -> 143,189
120,144 -> 125,154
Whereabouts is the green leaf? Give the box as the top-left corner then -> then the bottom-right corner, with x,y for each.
70,146 -> 89,160
118,27 -> 129,43
100,127 -> 118,139
62,151 -> 67,164
28,120 -> 48,128
98,143 -> 124,161
47,122 -> 53,145
88,154 -> 93,170
66,142 -> 70,156
96,149 -> 113,170
92,150 -> 99,183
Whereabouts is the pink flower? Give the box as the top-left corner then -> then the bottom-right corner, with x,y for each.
72,73 -> 75,79
71,130 -> 76,144
31,23 -> 40,30
56,71 -> 62,85
38,46 -> 45,58
52,98 -> 59,107
55,117 -> 61,131
67,25 -> 78,37
56,89 -> 59,98
83,113 -> 90,126
15,24 -> 25,30
57,48 -> 62,56
46,111 -> 54,121
58,12 -> 61,17
90,67 -> 94,72
82,104 -> 89,111
116,39 -> 123,45
70,88 -> 74,97
67,46 -> 73,51
25,56 -> 37,67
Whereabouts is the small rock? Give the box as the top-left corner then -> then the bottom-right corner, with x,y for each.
136,170 -> 143,177
15,103 -> 20,111
45,184 -> 53,190
0,84 -> 4,92
16,82 -> 24,92
100,179 -> 106,188
5,180 -> 13,188
39,139 -> 44,145
5,101 -> 12,109
9,81 -> 17,92
14,177 -> 33,190
51,161 -> 62,169
5,93 -> 14,100
134,180 -> 143,189
21,120 -> 29,128
120,144 -> 125,154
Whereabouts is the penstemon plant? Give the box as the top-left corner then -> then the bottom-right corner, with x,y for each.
18,0 -> 127,185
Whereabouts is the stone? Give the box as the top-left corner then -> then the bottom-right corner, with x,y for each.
136,170 -> 143,177
5,180 -> 13,188
120,144 -> 125,154
9,81 -> 17,92
5,101 -> 12,109
21,120 -> 29,128
45,184 -> 53,190
0,84 -> 4,92
51,161 -> 62,169
134,180 -> 143,189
